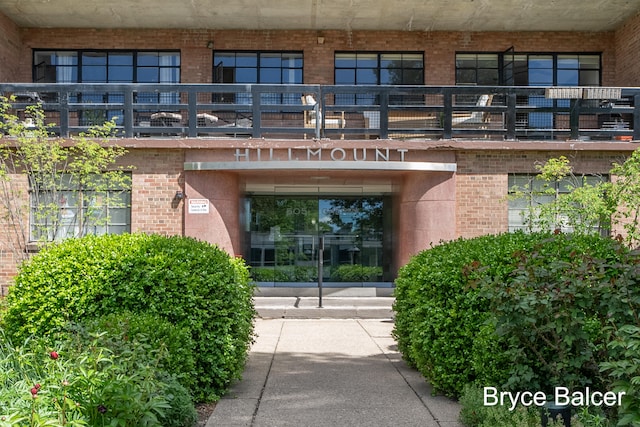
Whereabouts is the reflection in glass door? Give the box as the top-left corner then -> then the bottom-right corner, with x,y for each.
245,195 -> 390,286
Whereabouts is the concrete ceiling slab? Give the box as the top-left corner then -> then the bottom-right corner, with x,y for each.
0,0 -> 638,32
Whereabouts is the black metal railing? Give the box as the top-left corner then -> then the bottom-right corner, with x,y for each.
1,83 -> 638,141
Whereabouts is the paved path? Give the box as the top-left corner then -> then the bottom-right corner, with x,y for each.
207,318 -> 462,427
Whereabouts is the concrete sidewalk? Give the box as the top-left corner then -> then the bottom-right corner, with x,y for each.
206,318 -> 462,427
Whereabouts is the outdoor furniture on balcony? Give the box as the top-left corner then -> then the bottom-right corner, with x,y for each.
452,94 -> 494,126
302,94 -> 345,139
1,83 -> 637,141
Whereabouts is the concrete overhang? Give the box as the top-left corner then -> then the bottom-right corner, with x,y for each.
0,0 -> 638,32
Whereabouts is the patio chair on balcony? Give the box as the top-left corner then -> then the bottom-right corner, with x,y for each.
302,94 -> 345,139
452,94 -> 494,127
150,112 -> 183,136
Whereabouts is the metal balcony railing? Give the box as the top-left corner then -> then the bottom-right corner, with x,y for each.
1,83 -> 638,141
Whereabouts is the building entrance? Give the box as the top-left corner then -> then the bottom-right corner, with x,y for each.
244,195 -> 392,287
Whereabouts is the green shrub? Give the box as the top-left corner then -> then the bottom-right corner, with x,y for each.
2,233 -> 256,402
393,231 -> 550,397
479,234 -> 635,396
62,311 -> 197,394
251,266 -> 317,282
330,265 -> 382,281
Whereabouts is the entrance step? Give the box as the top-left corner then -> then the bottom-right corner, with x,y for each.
255,286 -> 394,297
254,296 -> 395,319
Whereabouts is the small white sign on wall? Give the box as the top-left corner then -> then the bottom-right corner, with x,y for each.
188,198 -> 210,214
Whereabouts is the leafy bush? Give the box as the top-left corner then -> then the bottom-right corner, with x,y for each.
0,332 -> 195,426
62,311 -> 197,395
479,235 -> 635,396
393,231 -> 550,397
330,265 -> 382,281
601,325 -> 640,426
251,266 -> 317,282
2,233 -> 256,401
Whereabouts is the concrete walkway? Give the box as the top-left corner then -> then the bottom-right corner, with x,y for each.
207,318 -> 462,427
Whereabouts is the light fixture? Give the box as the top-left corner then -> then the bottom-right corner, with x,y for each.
174,190 -> 185,200
207,41 -> 214,49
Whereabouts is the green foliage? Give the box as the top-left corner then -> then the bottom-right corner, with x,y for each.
479,234 -> 636,395
0,96 -> 131,261
509,152 -> 640,247
62,312 -> 197,395
459,384 -> 540,427
392,231 -> 550,397
2,233 -> 256,402
601,325 -> 640,426
330,265 -> 382,281
251,266 -> 317,282
609,149 -> 640,247
0,331 -> 193,426
508,155 -> 612,235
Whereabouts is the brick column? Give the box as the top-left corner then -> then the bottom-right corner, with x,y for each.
397,172 -> 457,267
184,170 -> 241,256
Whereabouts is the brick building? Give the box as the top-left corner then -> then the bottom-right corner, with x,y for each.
1,1 -> 639,293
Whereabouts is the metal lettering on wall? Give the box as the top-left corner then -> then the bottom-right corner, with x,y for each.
233,148 -> 408,162
184,148 -> 457,172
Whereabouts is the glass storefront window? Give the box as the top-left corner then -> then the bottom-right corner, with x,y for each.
245,195 -> 390,286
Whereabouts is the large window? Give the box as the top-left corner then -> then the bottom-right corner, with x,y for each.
334,52 -> 424,105
244,195 -> 392,285
455,52 -> 600,86
30,173 -> 131,242
455,53 -> 500,86
34,50 -> 180,85
213,51 -> 303,104
33,50 -> 181,124
335,52 -> 424,85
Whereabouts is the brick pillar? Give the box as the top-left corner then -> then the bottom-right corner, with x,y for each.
397,172 -> 457,267
184,170 -> 240,256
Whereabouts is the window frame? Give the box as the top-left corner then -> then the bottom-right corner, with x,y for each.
507,173 -> 609,234
29,172 -> 132,242
455,52 -> 602,86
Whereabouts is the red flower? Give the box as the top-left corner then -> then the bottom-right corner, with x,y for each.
50,351 -> 59,360
30,387 -> 38,396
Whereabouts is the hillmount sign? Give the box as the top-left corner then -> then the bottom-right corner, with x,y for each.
184,147 -> 457,172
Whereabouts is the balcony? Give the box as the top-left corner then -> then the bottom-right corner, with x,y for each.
1,83 -> 639,142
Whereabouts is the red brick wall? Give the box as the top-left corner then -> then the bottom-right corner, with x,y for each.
0,173 -> 29,294
126,149 -> 185,235
0,150 -> 185,290
616,12 -> 640,85
0,11 -> 22,82
455,150 -> 631,238
18,28 -> 618,85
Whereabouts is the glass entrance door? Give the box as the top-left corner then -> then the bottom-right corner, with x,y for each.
245,195 -> 389,286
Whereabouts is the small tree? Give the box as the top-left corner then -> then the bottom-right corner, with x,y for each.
0,96 -> 131,263
509,153 -> 640,247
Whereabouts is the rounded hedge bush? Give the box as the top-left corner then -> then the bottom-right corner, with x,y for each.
393,231 -> 628,397
2,233 -> 256,402
393,231 -> 550,397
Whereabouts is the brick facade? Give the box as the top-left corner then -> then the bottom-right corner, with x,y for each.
1,16 -> 639,288
615,12 -> 640,85
0,11 -> 21,82
455,150 -> 631,239
13,28 -> 620,85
